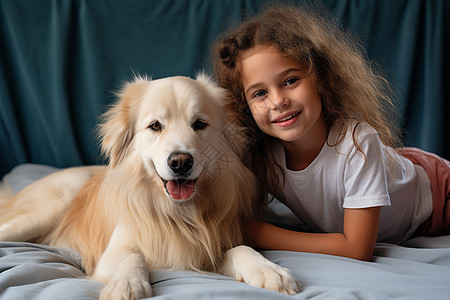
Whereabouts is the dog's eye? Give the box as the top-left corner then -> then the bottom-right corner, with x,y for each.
192,119 -> 208,131
148,120 -> 163,131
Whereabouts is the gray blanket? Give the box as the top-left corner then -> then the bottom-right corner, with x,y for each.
1,165 -> 450,299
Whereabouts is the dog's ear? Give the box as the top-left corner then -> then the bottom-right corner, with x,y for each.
195,73 -> 253,156
98,78 -> 150,168
194,73 -> 228,106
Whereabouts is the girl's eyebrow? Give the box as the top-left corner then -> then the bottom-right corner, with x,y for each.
245,68 -> 303,95
245,83 -> 264,95
278,67 -> 303,78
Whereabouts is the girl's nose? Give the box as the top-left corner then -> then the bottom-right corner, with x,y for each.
269,90 -> 289,110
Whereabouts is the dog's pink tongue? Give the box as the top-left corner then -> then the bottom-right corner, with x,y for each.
167,180 -> 195,200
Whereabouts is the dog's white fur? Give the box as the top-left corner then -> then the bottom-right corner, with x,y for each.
0,75 -> 300,299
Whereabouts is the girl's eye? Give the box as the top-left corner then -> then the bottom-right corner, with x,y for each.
253,90 -> 268,99
148,120 -> 163,131
192,119 -> 208,131
285,77 -> 299,86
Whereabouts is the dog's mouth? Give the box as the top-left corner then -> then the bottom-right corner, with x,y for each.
162,178 -> 197,201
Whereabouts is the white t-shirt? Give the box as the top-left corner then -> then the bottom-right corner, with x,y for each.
276,121 -> 433,243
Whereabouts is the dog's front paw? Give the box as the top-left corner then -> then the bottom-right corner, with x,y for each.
222,245 -> 301,295
100,276 -> 152,300
239,258 -> 301,295
95,253 -> 152,300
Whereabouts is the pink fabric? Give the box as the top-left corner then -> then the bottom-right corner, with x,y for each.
396,147 -> 450,235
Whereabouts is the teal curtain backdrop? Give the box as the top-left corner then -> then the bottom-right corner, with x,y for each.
0,0 -> 449,177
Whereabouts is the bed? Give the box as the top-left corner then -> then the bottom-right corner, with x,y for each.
1,0 -> 449,299
1,164 -> 450,299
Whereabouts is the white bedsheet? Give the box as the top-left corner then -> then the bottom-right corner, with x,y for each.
1,164 -> 449,299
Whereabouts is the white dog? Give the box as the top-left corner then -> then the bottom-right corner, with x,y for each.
0,75 -> 300,299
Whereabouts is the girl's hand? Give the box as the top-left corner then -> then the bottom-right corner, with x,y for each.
244,207 -> 381,261
243,219 -> 260,248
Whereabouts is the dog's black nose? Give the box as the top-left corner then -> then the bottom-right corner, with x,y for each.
168,152 -> 194,175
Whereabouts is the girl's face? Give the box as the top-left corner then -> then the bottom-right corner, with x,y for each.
240,46 -> 326,146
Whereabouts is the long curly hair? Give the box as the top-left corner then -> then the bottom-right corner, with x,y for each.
212,5 -> 401,198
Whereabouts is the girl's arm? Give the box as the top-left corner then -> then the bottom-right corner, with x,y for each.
245,207 -> 381,261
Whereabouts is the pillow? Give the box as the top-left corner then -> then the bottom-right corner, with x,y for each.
2,164 -> 307,231
3,164 -> 59,194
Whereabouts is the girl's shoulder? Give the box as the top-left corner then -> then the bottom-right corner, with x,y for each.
328,120 -> 382,155
329,120 -> 378,144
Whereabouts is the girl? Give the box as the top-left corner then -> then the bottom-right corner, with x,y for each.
212,5 -> 450,261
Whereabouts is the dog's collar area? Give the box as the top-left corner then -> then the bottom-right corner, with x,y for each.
162,178 -> 197,201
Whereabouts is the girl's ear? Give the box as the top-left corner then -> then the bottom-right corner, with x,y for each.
98,78 -> 150,168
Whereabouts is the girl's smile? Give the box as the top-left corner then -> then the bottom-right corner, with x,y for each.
271,111 -> 301,127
